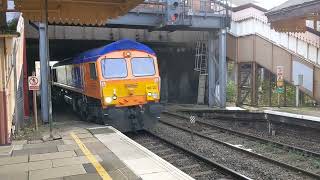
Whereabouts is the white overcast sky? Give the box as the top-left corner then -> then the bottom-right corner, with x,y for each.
249,0 -> 288,9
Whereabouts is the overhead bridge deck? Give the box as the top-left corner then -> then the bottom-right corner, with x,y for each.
25,2 -> 320,107
25,0 -> 231,109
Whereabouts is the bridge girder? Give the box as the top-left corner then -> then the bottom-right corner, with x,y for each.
107,11 -> 229,31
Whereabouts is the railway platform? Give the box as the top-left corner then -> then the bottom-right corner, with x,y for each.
0,118 -> 193,180
164,104 -> 320,130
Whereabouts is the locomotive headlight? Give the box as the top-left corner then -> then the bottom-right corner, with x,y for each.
112,95 -> 117,100
105,97 -> 113,104
123,51 -> 131,58
152,93 -> 158,99
147,92 -> 152,96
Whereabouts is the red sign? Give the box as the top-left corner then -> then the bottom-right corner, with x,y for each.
28,76 -> 40,91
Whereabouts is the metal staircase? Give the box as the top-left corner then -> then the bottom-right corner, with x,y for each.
194,34 -> 208,75
194,33 -> 208,104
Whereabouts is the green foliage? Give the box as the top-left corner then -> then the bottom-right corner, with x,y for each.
7,18 -> 18,31
227,80 -> 236,102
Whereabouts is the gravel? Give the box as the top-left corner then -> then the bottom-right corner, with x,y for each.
150,119 -> 316,180
160,114 -> 320,175
186,112 -> 320,154
128,132 -> 237,180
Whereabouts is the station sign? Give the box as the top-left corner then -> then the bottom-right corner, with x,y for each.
276,66 -> 284,94
28,76 -> 40,91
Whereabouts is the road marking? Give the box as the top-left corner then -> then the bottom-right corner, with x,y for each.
70,132 -> 112,180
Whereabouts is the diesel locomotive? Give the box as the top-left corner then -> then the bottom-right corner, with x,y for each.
52,39 -> 162,132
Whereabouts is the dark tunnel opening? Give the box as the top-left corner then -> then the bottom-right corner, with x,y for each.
26,39 -> 200,105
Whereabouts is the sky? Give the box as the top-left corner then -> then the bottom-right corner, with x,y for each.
6,0 -> 18,22
254,0 -> 288,10
231,0 -> 288,9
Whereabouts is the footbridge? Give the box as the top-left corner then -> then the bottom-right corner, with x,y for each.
228,4 -> 320,106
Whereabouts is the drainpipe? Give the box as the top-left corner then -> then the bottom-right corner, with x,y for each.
13,43 -> 20,134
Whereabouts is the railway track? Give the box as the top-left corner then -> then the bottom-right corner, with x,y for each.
128,131 -> 251,180
163,111 -> 320,158
175,111 -> 320,153
158,112 -> 320,179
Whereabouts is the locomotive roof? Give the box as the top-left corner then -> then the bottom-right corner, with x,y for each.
53,39 -> 155,67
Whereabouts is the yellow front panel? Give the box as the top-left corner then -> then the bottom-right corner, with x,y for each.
102,79 -> 160,107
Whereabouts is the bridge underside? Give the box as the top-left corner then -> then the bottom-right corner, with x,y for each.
26,38 -> 200,105
22,0 -> 230,124
25,9 -> 226,107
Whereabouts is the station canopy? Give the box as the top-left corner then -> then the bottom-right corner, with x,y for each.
266,0 -> 320,32
12,0 -> 143,26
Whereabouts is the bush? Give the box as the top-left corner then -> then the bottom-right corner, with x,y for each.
227,80 -> 236,102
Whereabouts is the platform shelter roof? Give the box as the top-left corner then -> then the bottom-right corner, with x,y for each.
10,0 -> 143,26
266,0 -> 320,32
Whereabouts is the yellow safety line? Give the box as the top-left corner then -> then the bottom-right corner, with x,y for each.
70,132 -> 112,180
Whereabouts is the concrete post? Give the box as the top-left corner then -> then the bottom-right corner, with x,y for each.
219,29 -> 227,108
208,31 -> 216,107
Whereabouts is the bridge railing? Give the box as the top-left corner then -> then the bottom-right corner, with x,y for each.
132,0 -> 165,14
132,0 -> 230,27
188,0 -> 229,15
133,0 -> 230,16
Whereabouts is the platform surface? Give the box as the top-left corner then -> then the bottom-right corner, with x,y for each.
0,118 -> 194,180
88,126 -> 194,180
165,103 -> 320,124
0,125 -> 140,180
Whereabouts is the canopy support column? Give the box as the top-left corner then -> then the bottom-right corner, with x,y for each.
39,23 -> 48,124
39,0 -> 53,137
219,29 -> 227,108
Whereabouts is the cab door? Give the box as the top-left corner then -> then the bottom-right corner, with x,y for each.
83,62 -> 100,99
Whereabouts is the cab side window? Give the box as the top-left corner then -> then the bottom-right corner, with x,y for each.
89,63 -> 97,80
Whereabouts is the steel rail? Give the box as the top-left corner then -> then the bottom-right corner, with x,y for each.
164,111 -> 320,158
158,115 -> 320,179
143,130 -> 252,180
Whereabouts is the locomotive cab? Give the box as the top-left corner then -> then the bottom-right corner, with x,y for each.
97,50 -> 162,131
98,51 -> 160,108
